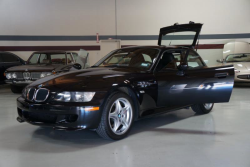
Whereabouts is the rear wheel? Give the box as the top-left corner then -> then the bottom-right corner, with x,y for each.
96,91 -> 134,140
10,85 -> 23,93
191,103 -> 214,114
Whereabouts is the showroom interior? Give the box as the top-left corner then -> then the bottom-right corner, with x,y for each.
0,0 -> 250,166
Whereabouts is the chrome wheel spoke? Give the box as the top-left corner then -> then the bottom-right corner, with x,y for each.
121,119 -> 129,129
204,103 -> 212,110
115,100 -> 122,113
113,119 -> 121,132
109,112 -> 118,120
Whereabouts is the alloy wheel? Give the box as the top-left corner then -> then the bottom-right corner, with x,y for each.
108,98 -> 133,135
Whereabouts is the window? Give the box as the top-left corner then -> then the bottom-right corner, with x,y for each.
225,53 -> 250,63
186,51 -> 205,69
0,55 -> 3,62
156,50 -> 205,71
97,48 -> 159,70
67,53 -> 74,64
2,53 -> 19,62
39,54 -> 49,64
28,54 -> 40,64
51,54 -> 66,64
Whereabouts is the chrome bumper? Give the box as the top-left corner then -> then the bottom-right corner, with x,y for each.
5,80 -> 33,85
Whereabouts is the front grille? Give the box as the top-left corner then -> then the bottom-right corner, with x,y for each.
23,72 -> 31,80
237,75 -> 250,79
31,72 -> 41,80
23,111 -> 57,123
15,72 -> 23,79
26,88 -> 49,102
34,88 -> 49,102
27,88 -> 36,101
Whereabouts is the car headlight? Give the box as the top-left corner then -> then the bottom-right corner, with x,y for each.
6,73 -> 12,79
40,72 -> 52,78
12,72 -> 17,79
54,92 -> 95,102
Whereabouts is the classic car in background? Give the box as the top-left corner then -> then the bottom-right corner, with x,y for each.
218,53 -> 250,83
16,22 -> 235,140
5,50 -> 89,93
0,51 -> 25,84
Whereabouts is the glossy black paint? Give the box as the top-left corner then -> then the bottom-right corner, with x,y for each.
0,51 -> 25,84
16,45 -> 234,130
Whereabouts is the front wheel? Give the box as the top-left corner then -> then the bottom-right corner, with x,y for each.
191,103 -> 214,114
96,91 -> 134,140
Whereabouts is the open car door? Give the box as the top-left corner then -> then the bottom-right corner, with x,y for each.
156,22 -> 234,107
158,22 -> 203,47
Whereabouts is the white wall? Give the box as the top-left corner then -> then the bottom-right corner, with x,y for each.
0,0 -> 250,66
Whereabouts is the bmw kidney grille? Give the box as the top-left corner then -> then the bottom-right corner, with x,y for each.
27,88 -> 36,101
26,88 -> 49,102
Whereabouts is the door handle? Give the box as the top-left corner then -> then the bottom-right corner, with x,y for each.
215,72 -> 228,78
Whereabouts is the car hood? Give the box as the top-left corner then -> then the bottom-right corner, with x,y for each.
6,64 -> 59,72
28,67 -> 143,92
226,62 -> 250,71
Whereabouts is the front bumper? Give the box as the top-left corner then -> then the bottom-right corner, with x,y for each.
5,80 -> 33,86
16,96 -> 102,130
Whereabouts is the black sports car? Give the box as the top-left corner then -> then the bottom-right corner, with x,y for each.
16,22 -> 234,140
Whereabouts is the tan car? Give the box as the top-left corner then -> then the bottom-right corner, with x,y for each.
218,53 -> 250,83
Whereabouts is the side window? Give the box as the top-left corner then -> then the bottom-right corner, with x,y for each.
51,54 -> 66,64
187,51 -> 205,69
39,54 -> 49,64
2,53 -> 19,62
156,52 -> 180,71
29,54 -> 40,64
0,55 -> 3,62
142,54 -> 152,62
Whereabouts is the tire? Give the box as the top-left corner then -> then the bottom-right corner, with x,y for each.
10,85 -> 23,93
96,91 -> 135,140
191,103 -> 214,114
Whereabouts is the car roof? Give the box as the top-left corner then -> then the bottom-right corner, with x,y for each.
32,50 -> 77,54
120,45 -> 190,50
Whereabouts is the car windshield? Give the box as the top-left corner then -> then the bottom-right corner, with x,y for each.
225,54 -> 250,62
28,53 -> 67,65
161,31 -> 196,46
94,48 -> 159,70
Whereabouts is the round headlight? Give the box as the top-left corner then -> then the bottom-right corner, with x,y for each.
40,73 -> 46,78
6,73 -> 12,79
12,73 -> 17,79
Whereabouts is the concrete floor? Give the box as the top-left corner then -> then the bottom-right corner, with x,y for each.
0,84 -> 250,167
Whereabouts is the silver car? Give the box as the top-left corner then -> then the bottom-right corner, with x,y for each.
218,53 -> 250,83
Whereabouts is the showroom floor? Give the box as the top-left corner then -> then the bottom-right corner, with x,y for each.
0,84 -> 249,167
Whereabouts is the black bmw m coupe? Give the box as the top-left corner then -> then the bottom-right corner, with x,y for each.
16,22 -> 234,140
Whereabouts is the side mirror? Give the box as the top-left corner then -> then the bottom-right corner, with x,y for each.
216,59 -> 223,63
176,64 -> 188,76
73,63 -> 82,70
